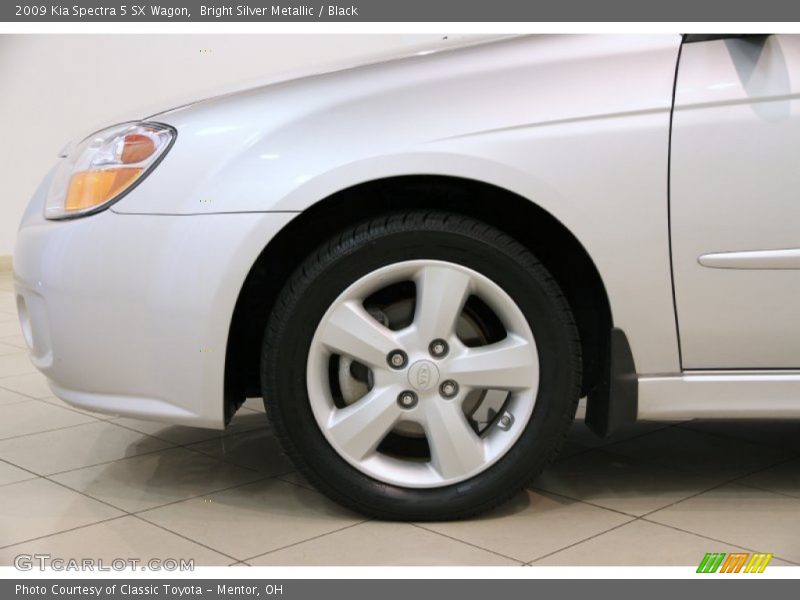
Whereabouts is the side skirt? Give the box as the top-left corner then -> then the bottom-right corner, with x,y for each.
638,371 -> 800,420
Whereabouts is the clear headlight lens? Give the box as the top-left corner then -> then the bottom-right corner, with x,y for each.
44,122 -> 176,220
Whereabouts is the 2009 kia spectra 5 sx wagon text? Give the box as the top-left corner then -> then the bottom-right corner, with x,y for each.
14,34 -> 800,519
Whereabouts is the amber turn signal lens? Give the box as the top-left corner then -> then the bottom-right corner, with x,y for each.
64,168 -> 143,211
45,122 -> 175,220
120,133 -> 157,164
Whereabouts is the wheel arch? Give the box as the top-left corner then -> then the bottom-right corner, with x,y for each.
224,175 -> 616,432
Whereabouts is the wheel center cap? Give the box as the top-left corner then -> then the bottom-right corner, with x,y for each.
407,360 -> 440,392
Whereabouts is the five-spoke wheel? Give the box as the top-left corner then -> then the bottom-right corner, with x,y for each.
306,260 -> 540,487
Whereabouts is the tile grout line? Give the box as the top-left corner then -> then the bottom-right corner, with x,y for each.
13,443 -> 181,479
594,420 -> 800,464
522,499 -> 781,566
0,383 -> 56,399
0,370 -> 41,382
519,450 -> 800,565
0,416 -> 296,556
0,412 -> 290,501
0,452 -> 249,564
524,517 -> 639,565
0,472 -> 168,550
111,419 -> 268,451
635,452 -> 800,520
0,397 -> 42,408
129,475 -> 281,517
527,459 -> 728,519
49,450 -> 291,517
409,523 -> 529,564
532,449 -> 800,529
524,486 -> 646,519
105,412 -> 289,478
35,397 -> 118,420
0,419 -> 273,479
636,517 -> 800,566
525,472 -> 799,565
534,429 -> 800,526
0,515 -> 129,551
732,477 -> 800,501
127,471 -> 362,563
127,514 -> 242,565
237,519 -> 373,565
0,417 -> 107,443
0,384 -> 51,399
0,456 -> 48,488
272,473 -> 316,492
673,421 -> 800,456
1,467 -> 290,562
146,432 -> 292,479
1,389 -> 118,421
592,454 -> 800,566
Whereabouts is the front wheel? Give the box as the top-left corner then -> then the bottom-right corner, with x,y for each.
262,212 -> 581,520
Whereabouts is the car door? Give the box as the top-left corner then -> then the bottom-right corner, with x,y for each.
671,34 -> 800,369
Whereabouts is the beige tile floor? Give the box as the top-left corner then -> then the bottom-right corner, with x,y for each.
0,271 -> 798,567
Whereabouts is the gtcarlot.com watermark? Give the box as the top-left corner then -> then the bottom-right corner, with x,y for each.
14,554 -> 194,572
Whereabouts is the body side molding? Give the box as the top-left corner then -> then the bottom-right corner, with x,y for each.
699,248 -> 800,269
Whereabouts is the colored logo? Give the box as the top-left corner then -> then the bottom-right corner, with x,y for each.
697,552 -> 773,573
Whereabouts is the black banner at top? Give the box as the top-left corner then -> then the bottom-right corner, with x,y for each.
4,0 -> 800,22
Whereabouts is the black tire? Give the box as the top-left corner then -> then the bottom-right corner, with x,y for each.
261,211 -> 581,520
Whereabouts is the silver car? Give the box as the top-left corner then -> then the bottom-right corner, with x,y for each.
13,34 -> 800,519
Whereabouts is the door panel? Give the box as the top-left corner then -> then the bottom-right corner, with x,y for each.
672,35 -> 800,368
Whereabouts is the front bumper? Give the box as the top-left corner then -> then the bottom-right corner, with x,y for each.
14,185 -> 295,428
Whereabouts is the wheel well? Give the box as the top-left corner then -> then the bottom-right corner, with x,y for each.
224,176 -> 613,423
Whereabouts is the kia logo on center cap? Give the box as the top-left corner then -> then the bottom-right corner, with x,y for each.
408,360 -> 440,392
417,364 -> 431,388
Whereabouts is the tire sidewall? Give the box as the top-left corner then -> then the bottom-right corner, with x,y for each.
264,217 -> 579,519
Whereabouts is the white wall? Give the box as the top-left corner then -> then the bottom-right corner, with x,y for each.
0,34 -> 492,257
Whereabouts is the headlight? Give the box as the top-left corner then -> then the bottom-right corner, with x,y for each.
44,122 -> 176,220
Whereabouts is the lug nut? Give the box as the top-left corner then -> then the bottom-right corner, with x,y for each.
397,390 -> 418,409
387,349 -> 408,369
439,380 -> 459,399
429,339 -> 449,358
497,412 -> 515,431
